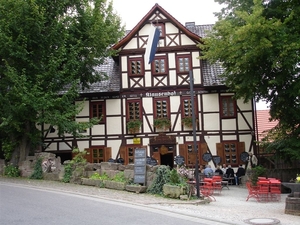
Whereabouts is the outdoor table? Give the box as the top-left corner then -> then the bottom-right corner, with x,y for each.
282,182 -> 300,195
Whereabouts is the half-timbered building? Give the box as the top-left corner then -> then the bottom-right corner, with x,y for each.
41,4 -> 256,169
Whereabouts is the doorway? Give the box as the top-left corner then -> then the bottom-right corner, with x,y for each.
160,153 -> 174,168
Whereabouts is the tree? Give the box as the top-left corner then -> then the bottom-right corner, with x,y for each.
200,0 -> 300,159
0,0 -> 124,165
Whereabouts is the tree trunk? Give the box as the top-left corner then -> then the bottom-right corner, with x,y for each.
9,121 -> 32,167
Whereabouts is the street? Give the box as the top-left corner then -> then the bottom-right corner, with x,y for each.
0,182 -> 225,225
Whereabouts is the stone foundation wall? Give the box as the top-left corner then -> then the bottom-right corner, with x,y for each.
18,154 -> 158,188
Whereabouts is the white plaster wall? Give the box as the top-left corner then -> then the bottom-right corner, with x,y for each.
222,119 -> 237,130
181,35 -> 195,45
76,101 -> 89,117
123,37 -> 137,49
165,23 -> 178,33
237,99 -> 252,111
59,142 -> 71,150
202,94 -> 219,112
92,140 -> 105,146
238,112 -> 253,130
143,98 -> 153,132
145,72 -> 152,87
121,56 -> 127,72
106,99 -> 121,115
205,135 -> 220,155
193,69 -> 201,84
222,135 -> 237,141
107,139 -> 122,157
91,124 -> 105,135
107,116 -> 122,134
239,134 -> 253,152
77,141 -> 88,151
46,143 -> 57,151
169,70 -> 176,85
121,74 -> 128,89
168,53 -> 175,68
203,113 -> 220,130
192,52 -> 200,66
185,135 -> 200,142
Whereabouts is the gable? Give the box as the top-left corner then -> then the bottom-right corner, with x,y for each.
112,3 -> 201,51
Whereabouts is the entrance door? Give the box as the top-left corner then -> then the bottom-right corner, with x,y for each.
160,152 -> 174,168
151,144 -> 176,168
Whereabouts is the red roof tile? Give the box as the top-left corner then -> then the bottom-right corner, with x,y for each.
256,110 -> 278,141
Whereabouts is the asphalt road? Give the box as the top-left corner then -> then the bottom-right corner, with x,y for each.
0,182 -> 225,225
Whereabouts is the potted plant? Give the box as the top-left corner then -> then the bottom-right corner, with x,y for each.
163,168 -> 188,199
153,118 -> 171,130
126,120 -> 142,134
105,171 -> 127,190
181,117 -> 193,128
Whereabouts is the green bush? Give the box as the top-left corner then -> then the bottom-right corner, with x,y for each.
29,158 -> 43,179
62,149 -> 87,183
90,172 -> 109,180
147,165 -> 170,195
168,168 -> 187,188
250,165 -> 267,185
62,163 -> 73,183
4,164 -> 20,177
112,171 -> 126,182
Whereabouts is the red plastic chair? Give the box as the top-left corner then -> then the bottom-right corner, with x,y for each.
200,182 -> 215,201
212,176 -> 222,195
269,180 -> 281,201
246,182 -> 259,201
257,180 -> 270,202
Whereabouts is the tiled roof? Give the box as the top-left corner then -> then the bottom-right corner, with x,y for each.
256,110 -> 279,141
80,59 -> 120,93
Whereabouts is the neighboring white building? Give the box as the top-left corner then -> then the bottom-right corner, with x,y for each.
41,4 -> 256,169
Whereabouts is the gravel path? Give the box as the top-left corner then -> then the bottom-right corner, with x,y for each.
0,177 -> 298,225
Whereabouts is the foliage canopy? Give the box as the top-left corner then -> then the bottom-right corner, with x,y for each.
0,0 -> 124,165
200,0 -> 300,159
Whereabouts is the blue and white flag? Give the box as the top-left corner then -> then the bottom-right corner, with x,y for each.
144,25 -> 160,65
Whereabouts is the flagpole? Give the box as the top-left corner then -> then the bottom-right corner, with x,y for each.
189,70 -> 200,198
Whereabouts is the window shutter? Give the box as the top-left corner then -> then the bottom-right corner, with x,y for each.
200,143 -> 208,165
238,142 -> 245,165
216,143 -> 224,164
104,147 -> 112,162
119,146 -> 127,163
152,152 -> 160,165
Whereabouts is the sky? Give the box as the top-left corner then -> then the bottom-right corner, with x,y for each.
111,0 -> 269,110
112,0 -> 222,30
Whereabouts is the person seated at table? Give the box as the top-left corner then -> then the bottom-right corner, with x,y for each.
235,165 -> 246,185
215,165 -> 223,176
225,165 -> 236,185
204,165 -> 214,178
221,164 -> 227,174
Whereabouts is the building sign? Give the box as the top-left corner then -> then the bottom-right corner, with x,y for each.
133,138 -> 141,144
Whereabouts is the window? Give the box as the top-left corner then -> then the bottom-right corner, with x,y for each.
127,100 -> 142,120
154,98 -> 169,118
90,101 -> 105,123
220,96 -> 236,118
155,23 -> 165,38
129,58 -> 144,76
216,142 -> 245,167
92,148 -> 104,163
152,56 -> 168,75
176,55 -> 191,73
181,97 -> 197,118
